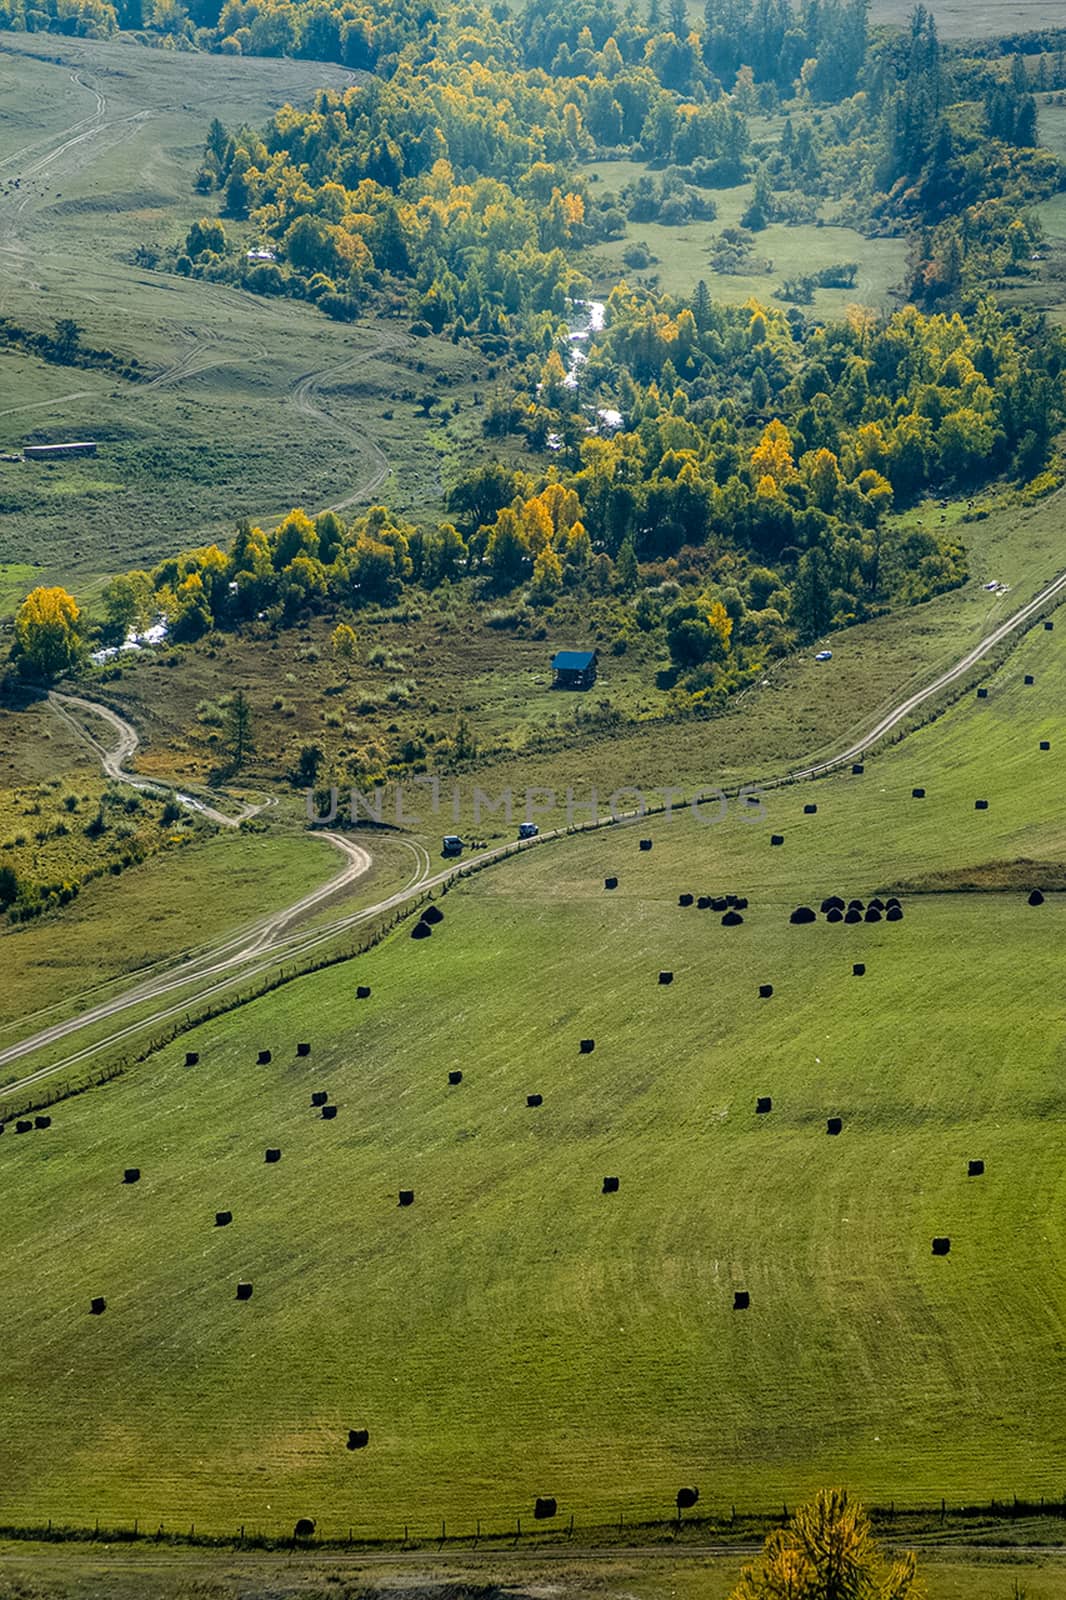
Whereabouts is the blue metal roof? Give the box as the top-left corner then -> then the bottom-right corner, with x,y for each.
552,650 -> 596,671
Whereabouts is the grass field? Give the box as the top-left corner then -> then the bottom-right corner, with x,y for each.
2,583 -> 1063,1538
0,36 -> 494,591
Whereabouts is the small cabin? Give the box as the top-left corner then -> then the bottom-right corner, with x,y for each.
551,648 -> 598,690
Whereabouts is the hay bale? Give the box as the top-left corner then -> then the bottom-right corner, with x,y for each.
1028,889 -> 1045,906
724,895 -> 738,906
697,896 -> 711,910
1024,675 -> 1035,685
658,970 -> 674,985
639,839 -> 653,851
790,906 -> 816,924
411,920 -> 433,939
756,1096 -> 772,1114
827,1117 -> 843,1135
534,1497 -> 558,1520
827,908 -> 843,923
448,1070 -> 463,1085
759,983 -> 773,998
733,1290 -> 750,1310
852,763 -> 864,774
296,1042 -> 311,1057
868,898 -> 885,911
527,1093 -> 543,1108
90,1297 -> 106,1315
347,1429 -> 369,1450
821,896 -> 845,913
864,907 -> 882,922
311,1090 -> 328,1107
321,1105 -> 338,1120
602,1176 -> 620,1193
968,1159 -> 984,1177
123,1168 -> 140,1184
734,897 -> 749,910
770,834 -> 784,846
15,1120 -> 32,1133
886,905 -> 903,921
975,799 -> 989,810
977,688 -> 988,699
294,1518 -> 315,1539
265,1148 -> 281,1164
912,788 -> 925,799
185,1051 -> 199,1067
848,899 -> 864,911
398,1190 -> 415,1206
236,1281 -> 253,1300
257,1049 -> 272,1065
604,876 -> 618,890
886,896 -> 901,909
1040,740 -> 1051,751
423,904 -> 444,925
676,1487 -> 700,1510
711,896 -> 728,911
356,986 -> 371,999
679,894 -> 694,907
931,1236 -> 951,1255
215,1210 -> 232,1226
35,1114 -> 51,1129
844,908 -> 862,924
579,1039 -> 595,1054
1045,620 -> 1054,631
804,803 -> 817,815
853,963 -> 866,977
722,910 -> 744,926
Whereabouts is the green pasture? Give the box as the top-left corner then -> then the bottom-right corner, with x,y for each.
1,597 -> 1064,1537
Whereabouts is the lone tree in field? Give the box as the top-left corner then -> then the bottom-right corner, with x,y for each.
331,622 -> 358,679
225,689 -> 255,771
730,1489 -> 922,1600
14,586 -> 82,680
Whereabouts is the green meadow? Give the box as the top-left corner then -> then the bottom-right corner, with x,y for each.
1,597 -> 1063,1539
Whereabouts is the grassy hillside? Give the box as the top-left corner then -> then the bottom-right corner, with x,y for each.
2,601 -> 1064,1537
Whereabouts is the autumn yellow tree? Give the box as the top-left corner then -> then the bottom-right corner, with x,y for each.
751,419 -> 796,489
331,621 -> 358,679
730,1489 -> 922,1600
14,586 -> 82,679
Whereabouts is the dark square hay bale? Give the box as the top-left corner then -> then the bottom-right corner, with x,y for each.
448,1070 -> 463,1085
679,894 -> 694,907
852,763 -> 864,774
790,906 -> 816,924
1045,620 -> 1054,630
185,1051 -> 199,1067
886,905 -> 903,921
90,1297 -> 106,1315
734,896 -> 749,910
265,1148 -> 281,1163
236,1281 -> 253,1300
534,1497 -> 558,1520
257,1049 -> 272,1065
844,908 -> 862,924
864,907 -> 882,922
827,908 -> 843,923
411,920 -> 433,939
711,896 -> 728,911
804,803 -> 817,814
722,910 -> 744,926
1028,889 -> 1045,906
423,904 -> 444,925
215,1210 -> 232,1226
602,1176 -> 620,1193
398,1190 -> 415,1206
697,896 -> 712,909
15,1120 -> 31,1133
296,1042 -> 311,1057
968,1159 -> 984,1176
827,1117 -> 843,1135
658,970 -> 674,984
733,1290 -> 750,1310
676,1488 -> 700,1510
321,1105 -> 338,1120
759,983 -> 773,998
1024,674 -> 1035,685
347,1429 -> 369,1450
977,688 -> 988,699
931,1236 -> 951,1255
579,1038 -> 595,1054
853,963 -> 866,976
770,834 -> 784,846
975,799 -> 989,810
356,985 -> 371,999
1040,740 -> 1051,751
756,1096 -> 772,1114
604,876 -> 618,889
912,788 -> 925,798
311,1091 -> 328,1107
724,895 -> 738,906
639,839 -> 652,851
123,1168 -> 140,1184
35,1115 -> 51,1129
527,1093 -> 543,1107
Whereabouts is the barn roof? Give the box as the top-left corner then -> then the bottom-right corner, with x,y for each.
552,649 -> 596,671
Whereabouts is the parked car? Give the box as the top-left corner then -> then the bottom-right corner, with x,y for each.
518,822 -> 539,840
442,835 -> 464,856
814,649 -> 833,662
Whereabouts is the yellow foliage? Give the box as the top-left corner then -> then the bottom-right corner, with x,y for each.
751,419 -> 796,487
